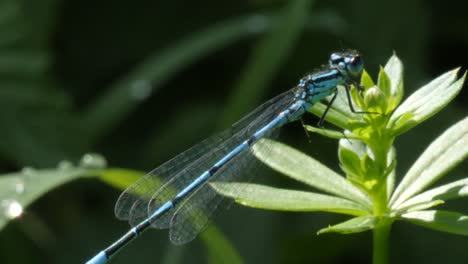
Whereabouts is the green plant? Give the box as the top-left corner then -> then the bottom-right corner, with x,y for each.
213,54 -> 467,264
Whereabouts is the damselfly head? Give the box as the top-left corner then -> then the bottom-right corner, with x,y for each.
329,50 -> 364,78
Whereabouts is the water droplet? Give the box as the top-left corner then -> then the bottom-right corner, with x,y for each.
80,153 -> 107,169
57,160 -> 74,170
21,167 -> 35,180
14,180 -> 25,194
1,199 -> 23,219
129,80 -> 152,101
21,166 -> 35,175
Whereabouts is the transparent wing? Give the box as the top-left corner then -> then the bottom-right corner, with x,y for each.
146,91 -> 295,229
114,89 -> 296,228
117,129 -> 233,226
114,131 -> 229,222
168,128 -> 279,245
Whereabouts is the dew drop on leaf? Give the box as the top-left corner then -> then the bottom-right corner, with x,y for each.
21,167 -> 35,179
1,199 -> 23,219
79,154 -> 107,169
57,160 -> 74,170
13,179 -> 25,194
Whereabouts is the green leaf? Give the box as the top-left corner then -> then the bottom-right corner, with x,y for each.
98,169 -> 241,261
401,210 -> 468,236
390,117 -> 468,208
304,126 -> 359,140
141,103 -> 219,161
388,69 -> 465,136
98,169 -> 144,190
220,0 -> 313,126
393,200 -> 444,216
360,69 -> 375,89
309,99 -> 353,129
212,182 -> 369,215
338,139 -> 366,183
383,53 -> 404,109
395,178 -> 468,211
388,111 -> 414,135
309,87 -> 366,130
350,83 -> 366,110
0,155 -> 107,230
317,215 -> 377,234
82,14 -> 273,142
386,147 -> 397,198
253,139 -> 371,208
201,225 -> 244,264
377,66 -> 391,98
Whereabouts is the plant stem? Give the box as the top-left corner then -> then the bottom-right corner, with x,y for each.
372,220 -> 392,264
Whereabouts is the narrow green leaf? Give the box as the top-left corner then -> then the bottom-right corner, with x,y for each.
361,69 -> 375,89
98,169 -> 144,190
304,125 -> 359,140
212,182 -> 369,215
338,140 -> 366,182
83,14 -> 273,142
318,215 -> 377,234
388,112 -> 413,135
141,103 -> 218,161
333,85 -> 360,118
350,83 -> 366,111
220,0 -> 313,126
390,117 -> 468,208
201,226 -> 244,264
309,100 -> 353,129
389,69 -> 465,136
253,139 -> 372,208
0,164 -> 98,230
377,66 -> 391,97
309,87 -> 364,130
393,200 -> 444,216
386,147 -> 397,198
383,53 -> 404,107
395,178 -> 468,211
401,210 -> 468,236
99,170 -> 236,256
339,138 -> 368,158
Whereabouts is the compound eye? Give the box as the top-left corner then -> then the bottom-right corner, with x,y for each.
338,62 -> 346,70
348,56 -> 364,75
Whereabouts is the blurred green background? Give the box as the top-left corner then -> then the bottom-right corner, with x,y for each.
0,0 -> 467,263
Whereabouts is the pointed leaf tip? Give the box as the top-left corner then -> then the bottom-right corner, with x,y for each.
390,117 -> 468,207
318,215 -> 377,235
401,210 -> 468,236
389,68 -> 464,136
